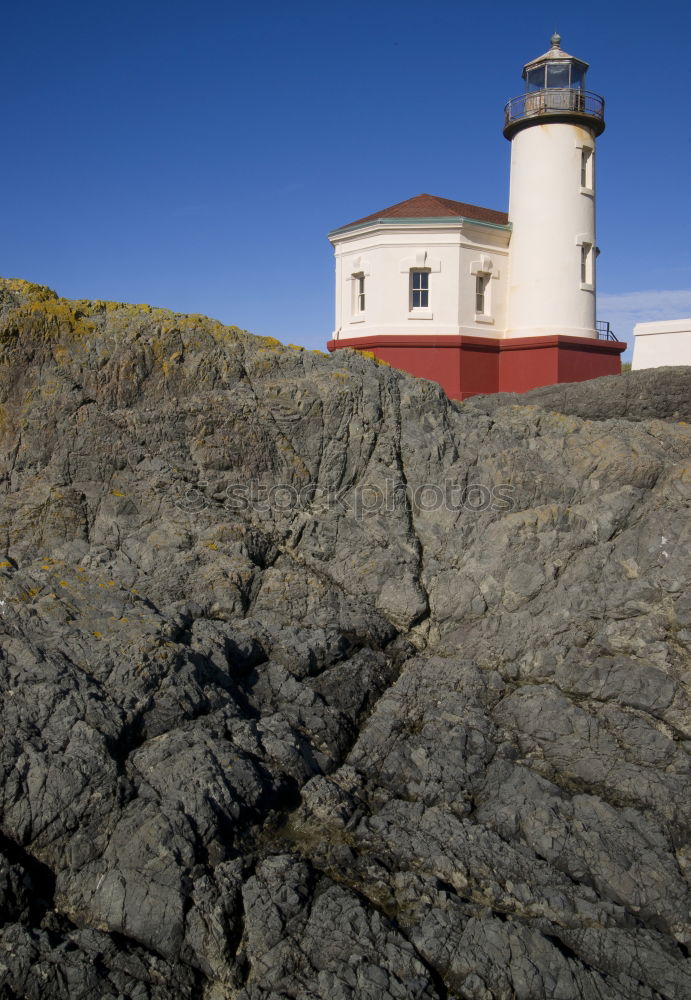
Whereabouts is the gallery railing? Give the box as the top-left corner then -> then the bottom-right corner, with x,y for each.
504,90 -> 605,130
596,320 -> 619,341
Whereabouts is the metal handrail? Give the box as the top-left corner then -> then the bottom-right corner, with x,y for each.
504,89 -> 605,128
596,321 -> 619,342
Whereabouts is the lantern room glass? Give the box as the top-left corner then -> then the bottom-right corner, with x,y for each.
546,62 -> 570,88
570,65 -> 585,89
526,67 -> 545,91
525,60 -> 586,92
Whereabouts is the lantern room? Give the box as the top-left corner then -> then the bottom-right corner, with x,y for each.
504,34 -> 605,139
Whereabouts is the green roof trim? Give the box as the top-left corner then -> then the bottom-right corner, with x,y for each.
328,215 -> 512,238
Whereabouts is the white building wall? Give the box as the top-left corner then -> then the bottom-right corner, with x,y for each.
506,122 -> 597,339
632,319 -> 691,370
331,222 -> 510,340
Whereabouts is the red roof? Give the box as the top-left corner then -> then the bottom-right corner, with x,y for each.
334,193 -> 508,231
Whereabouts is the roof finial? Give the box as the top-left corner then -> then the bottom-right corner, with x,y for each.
551,32 -> 561,48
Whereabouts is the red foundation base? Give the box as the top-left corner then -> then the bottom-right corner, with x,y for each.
326,334 -> 626,400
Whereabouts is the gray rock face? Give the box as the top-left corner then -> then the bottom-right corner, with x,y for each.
464,366 -> 691,422
0,278 -> 689,999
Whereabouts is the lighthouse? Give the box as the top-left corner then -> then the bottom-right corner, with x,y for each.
504,34 -> 605,340
325,34 -> 625,399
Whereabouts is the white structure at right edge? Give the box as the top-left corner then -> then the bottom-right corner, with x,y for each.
504,33 -> 604,339
632,320 -> 691,370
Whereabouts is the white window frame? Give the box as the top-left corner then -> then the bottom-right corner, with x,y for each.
475,274 -> 489,315
470,254 -> 498,324
353,272 -> 366,315
399,252 -> 439,320
576,235 -> 595,290
410,269 -> 430,311
347,257 -> 370,324
577,141 -> 594,195
581,243 -> 592,284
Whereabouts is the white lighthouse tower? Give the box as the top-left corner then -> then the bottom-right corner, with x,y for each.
504,34 -> 605,339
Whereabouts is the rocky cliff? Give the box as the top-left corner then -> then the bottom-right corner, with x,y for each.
0,277 -> 689,1000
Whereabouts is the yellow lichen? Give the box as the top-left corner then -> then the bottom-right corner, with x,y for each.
6,279 -> 58,302
355,349 -> 390,367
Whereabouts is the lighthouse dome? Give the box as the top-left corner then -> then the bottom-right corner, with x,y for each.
522,34 -> 589,91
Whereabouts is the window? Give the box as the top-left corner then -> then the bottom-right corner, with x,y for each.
526,66 -> 545,91
355,274 -> 365,313
470,255 -> 496,323
546,62 -> 570,88
580,147 -> 593,189
571,66 -> 585,90
580,243 -> 593,285
411,270 -> 429,309
350,271 -> 366,318
475,274 -> 489,314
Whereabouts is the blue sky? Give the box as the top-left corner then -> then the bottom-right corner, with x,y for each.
2,1 -> 690,360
